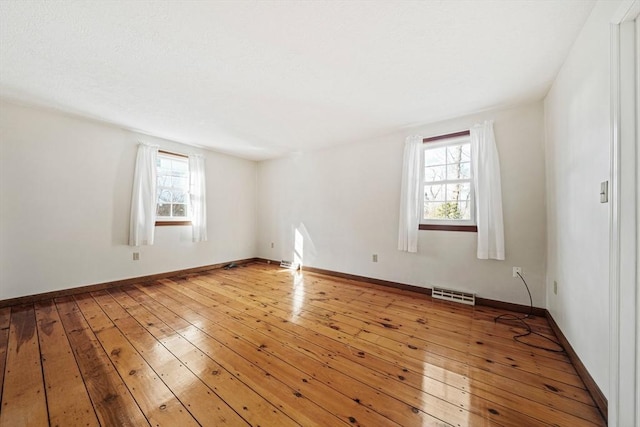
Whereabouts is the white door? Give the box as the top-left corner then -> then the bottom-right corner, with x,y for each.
610,1 -> 640,425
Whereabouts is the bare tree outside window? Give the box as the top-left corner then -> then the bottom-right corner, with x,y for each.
156,154 -> 190,220
423,141 -> 472,222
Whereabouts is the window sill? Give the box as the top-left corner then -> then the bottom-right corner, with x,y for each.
419,224 -> 477,232
155,220 -> 192,226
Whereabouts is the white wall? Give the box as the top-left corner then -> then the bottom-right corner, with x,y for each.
544,0 -> 622,399
0,100 -> 257,300
258,102 -> 547,307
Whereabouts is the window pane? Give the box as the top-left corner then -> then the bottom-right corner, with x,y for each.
460,144 -> 471,161
172,204 -> 187,217
172,191 -> 186,203
159,157 -> 172,170
422,140 -> 473,223
424,202 -> 442,219
425,147 -> 446,166
436,201 -> 462,219
425,201 -> 463,219
156,154 -> 191,220
159,190 -> 172,203
172,177 -> 188,189
444,202 -> 462,219
425,185 -> 444,201
158,175 -> 171,187
157,203 -> 171,217
446,144 -> 467,163
457,201 -> 472,220
171,169 -> 188,178
446,182 -> 471,202
458,182 -> 471,202
425,165 -> 446,182
173,160 -> 188,172
446,162 -> 470,180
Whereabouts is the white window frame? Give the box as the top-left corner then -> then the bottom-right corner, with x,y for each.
420,135 -> 476,226
156,151 -> 191,222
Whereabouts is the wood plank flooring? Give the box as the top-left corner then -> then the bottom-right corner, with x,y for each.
0,263 -> 605,426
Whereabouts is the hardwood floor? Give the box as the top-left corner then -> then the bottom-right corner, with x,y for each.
0,263 -> 605,426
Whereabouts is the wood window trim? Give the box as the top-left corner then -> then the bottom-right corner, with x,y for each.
422,130 -> 470,143
419,224 -> 477,232
158,149 -> 188,158
155,220 -> 192,226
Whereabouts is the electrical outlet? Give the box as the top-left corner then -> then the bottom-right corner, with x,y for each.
270,242 -> 274,249
512,267 -> 521,278
554,280 -> 558,295
133,252 -> 140,261
372,254 -> 378,262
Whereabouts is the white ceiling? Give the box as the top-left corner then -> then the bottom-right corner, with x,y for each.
0,0 -> 595,161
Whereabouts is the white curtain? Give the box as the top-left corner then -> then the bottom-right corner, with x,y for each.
129,143 -> 158,246
398,135 -> 423,252
189,154 -> 207,242
471,120 -> 505,260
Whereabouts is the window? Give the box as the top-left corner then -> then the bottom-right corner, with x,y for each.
420,132 -> 477,231
156,151 -> 191,225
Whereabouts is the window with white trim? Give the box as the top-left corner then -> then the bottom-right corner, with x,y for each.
421,135 -> 475,227
156,152 -> 190,221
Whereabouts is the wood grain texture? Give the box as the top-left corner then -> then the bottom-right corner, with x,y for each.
546,310 -> 607,422
423,130 -> 471,143
34,301 -> 99,427
418,224 -> 478,232
0,305 -> 48,427
0,263 -> 606,426
0,308 -> 10,404
55,296 -> 149,427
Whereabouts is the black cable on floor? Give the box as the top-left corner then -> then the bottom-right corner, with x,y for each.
494,272 -> 564,353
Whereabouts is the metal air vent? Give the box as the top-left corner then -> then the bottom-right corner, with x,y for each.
432,286 -> 475,305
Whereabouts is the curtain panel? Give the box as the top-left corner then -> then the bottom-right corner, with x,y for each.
129,143 -> 158,246
397,135 -> 423,252
189,154 -> 207,242
471,120 -> 505,260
